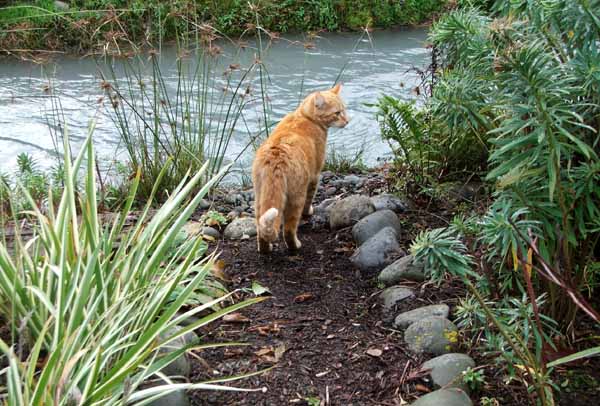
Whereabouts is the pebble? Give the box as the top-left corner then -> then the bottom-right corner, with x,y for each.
379,286 -> 414,313
411,388 -> 472,406
147,390 -> 191,406
223,217 -> 257,239
370,193 -> 408,213
422,353 -> 475,391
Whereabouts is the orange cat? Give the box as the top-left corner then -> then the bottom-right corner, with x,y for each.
252,83 -> 349,253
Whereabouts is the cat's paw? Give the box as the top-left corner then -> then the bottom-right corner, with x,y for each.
285,236 -> 302,251
257,239 -> 273,253
302,205 -> 314,218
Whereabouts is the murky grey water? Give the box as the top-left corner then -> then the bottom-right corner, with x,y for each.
0,29 -> 429,175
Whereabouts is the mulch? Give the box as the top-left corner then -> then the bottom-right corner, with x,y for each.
187,214 -> 534,406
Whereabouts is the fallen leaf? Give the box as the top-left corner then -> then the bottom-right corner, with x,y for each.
366,348 -> 383,357
211,260 -> 228,280
294,293 -> 314,303
251,281 -> 271,296
273,344 -> 287,361
223,313 -> 250,323
206,217 -> 219,227
255,344 -> 286,363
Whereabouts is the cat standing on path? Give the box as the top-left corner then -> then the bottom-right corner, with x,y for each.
252,83 -> 349,253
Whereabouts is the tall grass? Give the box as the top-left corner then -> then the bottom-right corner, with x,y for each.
0,127 -> 264,404
101,33 -> 271,202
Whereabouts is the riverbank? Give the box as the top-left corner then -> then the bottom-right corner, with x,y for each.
0,0 -> 447,57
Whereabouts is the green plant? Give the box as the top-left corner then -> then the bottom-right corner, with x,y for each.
375,95 -> 488,195
411,227 -> 478,282
323,144 -> 367,174
429,0 -> 600,324
102,38 -> 267,203
479,396 -> 499,406
411,226 -> 556,404
0,1 -> 447,55
0,128 -> 265,404
462,367 -> 486,391
202,210 -> 227,228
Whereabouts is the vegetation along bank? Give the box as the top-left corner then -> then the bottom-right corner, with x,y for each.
0,0 -> 447,55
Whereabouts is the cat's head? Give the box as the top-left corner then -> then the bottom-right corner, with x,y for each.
301,83 -> 349,128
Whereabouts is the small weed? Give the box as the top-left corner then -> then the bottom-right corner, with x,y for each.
462,367 -> 486,392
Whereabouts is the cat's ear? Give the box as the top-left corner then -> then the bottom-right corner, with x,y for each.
331,83 -> 342,94
314,92 -> 326,110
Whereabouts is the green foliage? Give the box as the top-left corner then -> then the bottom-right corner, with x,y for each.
0,1 -> 447,52
462,367 -> 486,391
375,88 -> 489,195
429,0 -> 600,322
0,129 -> 264,404
323,144 -> 367,174
411,226 -> 478,282
102,43 -> 264,203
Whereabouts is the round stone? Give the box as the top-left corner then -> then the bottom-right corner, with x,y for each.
422,353 -> 476,390
404,316 -> 459,355
394,304 -> 450,329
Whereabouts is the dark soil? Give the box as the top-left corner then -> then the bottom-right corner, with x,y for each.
186,209 -> 535,406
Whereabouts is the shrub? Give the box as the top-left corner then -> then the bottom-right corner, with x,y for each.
0,130 -> 263,404
429,0 -> 600,322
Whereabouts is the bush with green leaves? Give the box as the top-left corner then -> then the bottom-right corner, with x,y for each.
0,130 -> 264,405
429,0 -> 600,323
0,1 -> 447,53
375,80 -> 490,194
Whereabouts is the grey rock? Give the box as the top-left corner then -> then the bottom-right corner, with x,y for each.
422,353 -> 475,391
147,390 -> 191,406
394,304 -> 450,329
380,286 -> 414,313
223,217 -> 257,239
199,198 -> 211,210
411,389 -> 472,406
329,195 -> 375,230
352,209 -> 401,246
227,210 -> 240,220
241,190 -> 255,202
54,1 -> 69,11
350,227 -> 400,273
200,226 -> 220,239
378,255 -> 426,286
225,193 -> 244,205
324,187 -> 338,196
316,198 -> 336,213
404,316 -> 459,355
370,193 -> 408,213
158,326 -> 198,378
343,174 -> 362,186
320,170 -> 335,180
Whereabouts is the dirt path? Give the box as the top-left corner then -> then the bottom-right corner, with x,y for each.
190,225 -> 433,406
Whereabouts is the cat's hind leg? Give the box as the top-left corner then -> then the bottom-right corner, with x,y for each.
302,178 -> 318,218
283,197 -> 304,251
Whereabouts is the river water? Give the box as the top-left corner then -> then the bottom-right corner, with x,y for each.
0,29 -> 429,176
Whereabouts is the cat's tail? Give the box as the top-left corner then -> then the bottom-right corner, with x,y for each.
258,208 -> 279,240
256,170 -> 286,250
